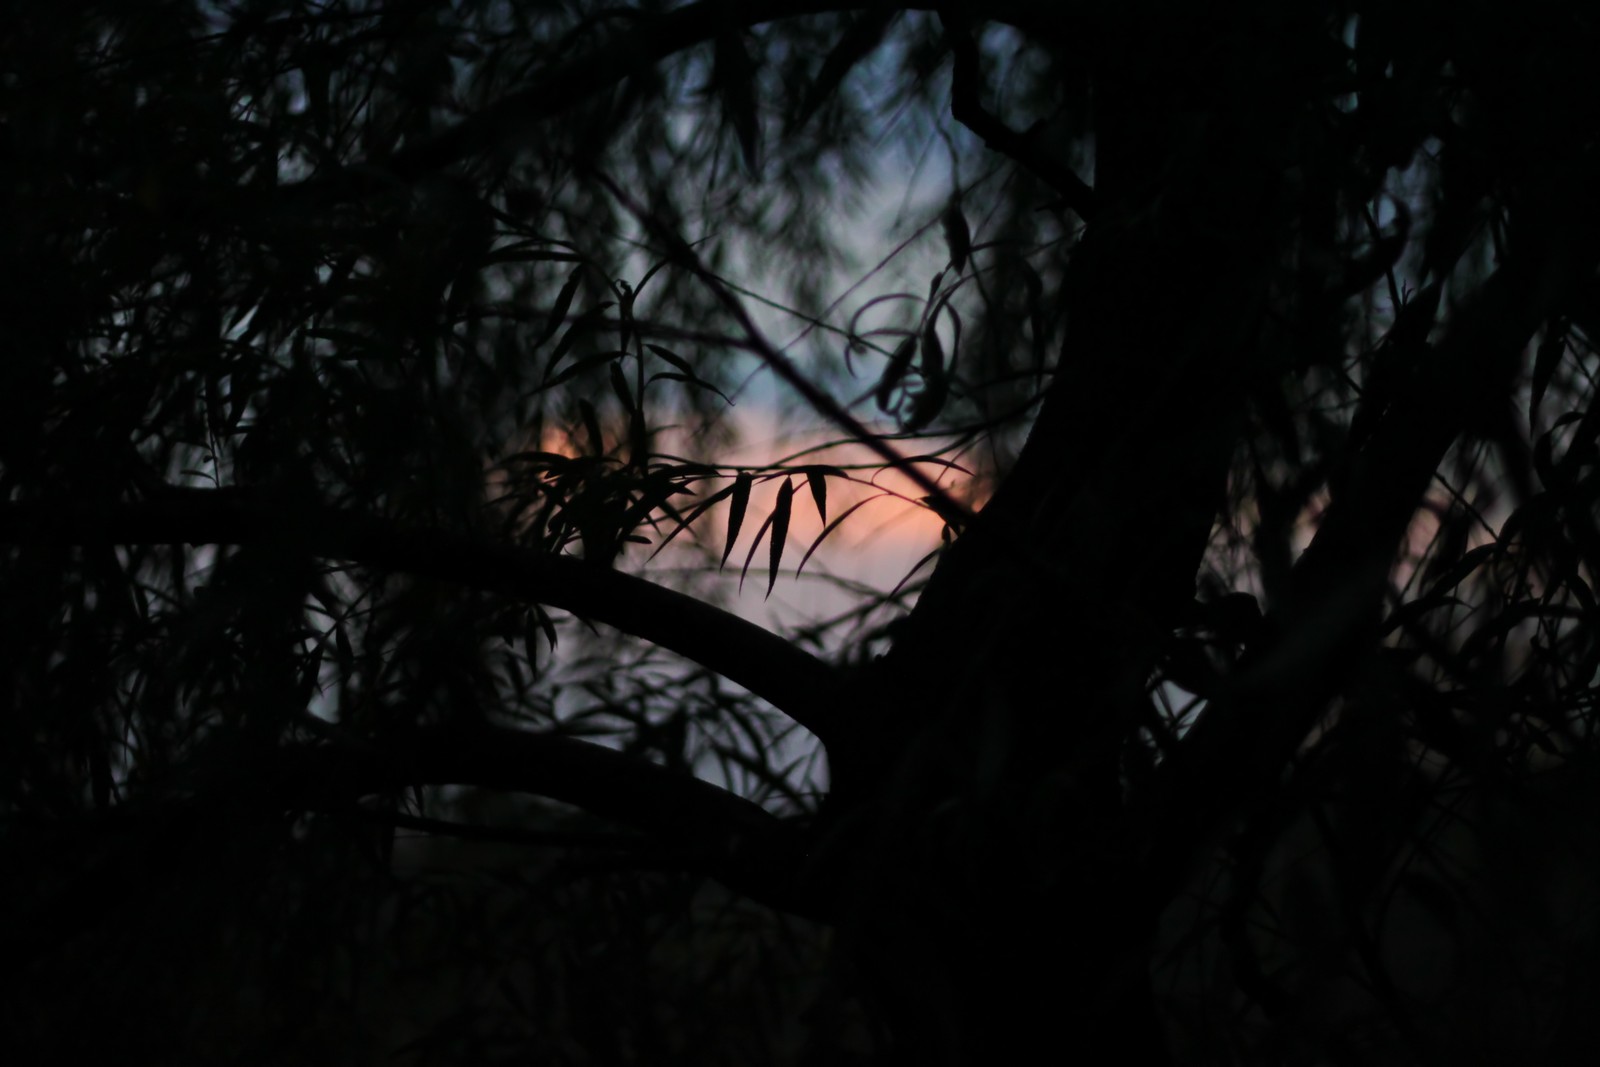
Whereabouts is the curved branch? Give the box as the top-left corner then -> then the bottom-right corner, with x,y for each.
0,488 -> 844,744
275,723 -> 821,917
4,724 -> 825,949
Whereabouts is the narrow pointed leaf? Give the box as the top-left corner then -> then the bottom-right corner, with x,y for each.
797,495 -> 887,576
1020,259 -> 1048,373
739,510 -> 777,594
715,32 -> 760,175
629,407 -> 648,465
767,477 -> 794,598
886,543 -> 942,601
647,372 -> 733,405
534,604 -> 558,652
648,481 -> 735,561
644,343 -> 694,374
1532,319 -> 1568,419
609,361 -> 634,411
875,335 -> 917,412
578,399 -> 605,457
534,265 -> 584,348
643,344 -> 734,402
905,320 -> 949,430
806,469 -> 828,523
794,10 -> 896,130
941,196 -> 972,273
543,349 -> 628,389
546,301 -> 614,370
721,472 -> 752,568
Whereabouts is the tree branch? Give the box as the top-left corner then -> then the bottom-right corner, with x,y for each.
1143,190 -> 1600,906
591,169 -> 974,527
0,489 -> 845,744
939,9 -> 1099,220
281,1 -> 1097,210
275,723 -> 822,917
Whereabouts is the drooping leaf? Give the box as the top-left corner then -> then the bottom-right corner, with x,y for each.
543,349 -> 629,389
534,264 -> 584,348
715,30 -> 760,175
547,300 -> 614,367
905,317 -> 949,431
485,246 -> 584,265
644,343 -> 693,373
333,623 -> 353,667
885,543 -> 941,602
643,344 -> 733,402
647,372 -> 734,405
1420,542 -> 1501,604
533,604 -> 558,653
794,9 -> 897,131
739,509 -> 776,594
648,481 -> 736,561
796,495 -> 890,576
941,195 -> 972,273
628,407 -> 648,466
722,473 -> 752,569
1532,318 -> 1568,419
1019,259 -> 1048,374
1386,281 -> 1441,352
609,361 -> 635,411
875,334 -> 917,412
806,469 -> 828,523
578,399 -> 605,457
767,477 -> 794,598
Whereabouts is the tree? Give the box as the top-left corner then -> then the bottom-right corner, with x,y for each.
5,1 -> 1600,1063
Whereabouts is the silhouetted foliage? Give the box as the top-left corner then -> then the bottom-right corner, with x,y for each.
4,2 -> 1600,1064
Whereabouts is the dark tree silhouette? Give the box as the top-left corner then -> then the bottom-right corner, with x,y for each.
4,2 -> 1600,1064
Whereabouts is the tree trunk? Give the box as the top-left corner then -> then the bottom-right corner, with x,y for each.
820,18 -> 1299,1061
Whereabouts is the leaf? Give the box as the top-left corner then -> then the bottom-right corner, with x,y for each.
534,265 -> 584,348
578,399 -> 605,457
794,9 -> 896,130
1531,319 -> 1568,419
715,31 -> 760,175
941,195 -> 972,273
797,495 -> 888,576
1019,259 -> 1048,373
905,318 -> 949,431
648,481 -> 736,561
642,344 -> 734,403
739,509 -> 776,594
533,604 -> 558,652
621,471 -> 692,531
547,300 -> 614,367
885,543 -> 941,602
767,477 -> 794,598
722,473 -> 752,569
644,343 -> 693,373
629,407 -> 650,466
486,247 -> 584,265
647,372 -> 733,405
901,453 -> 974,475
542,349 -> 628,389
526,605 -> 558,677
875,335 -> 917,412
1386,280 -> 1442,352
1401,872 -> 1462,934
806,469 -> 828,523
1420,542 -> 1500,602
609,361 -> 634,411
